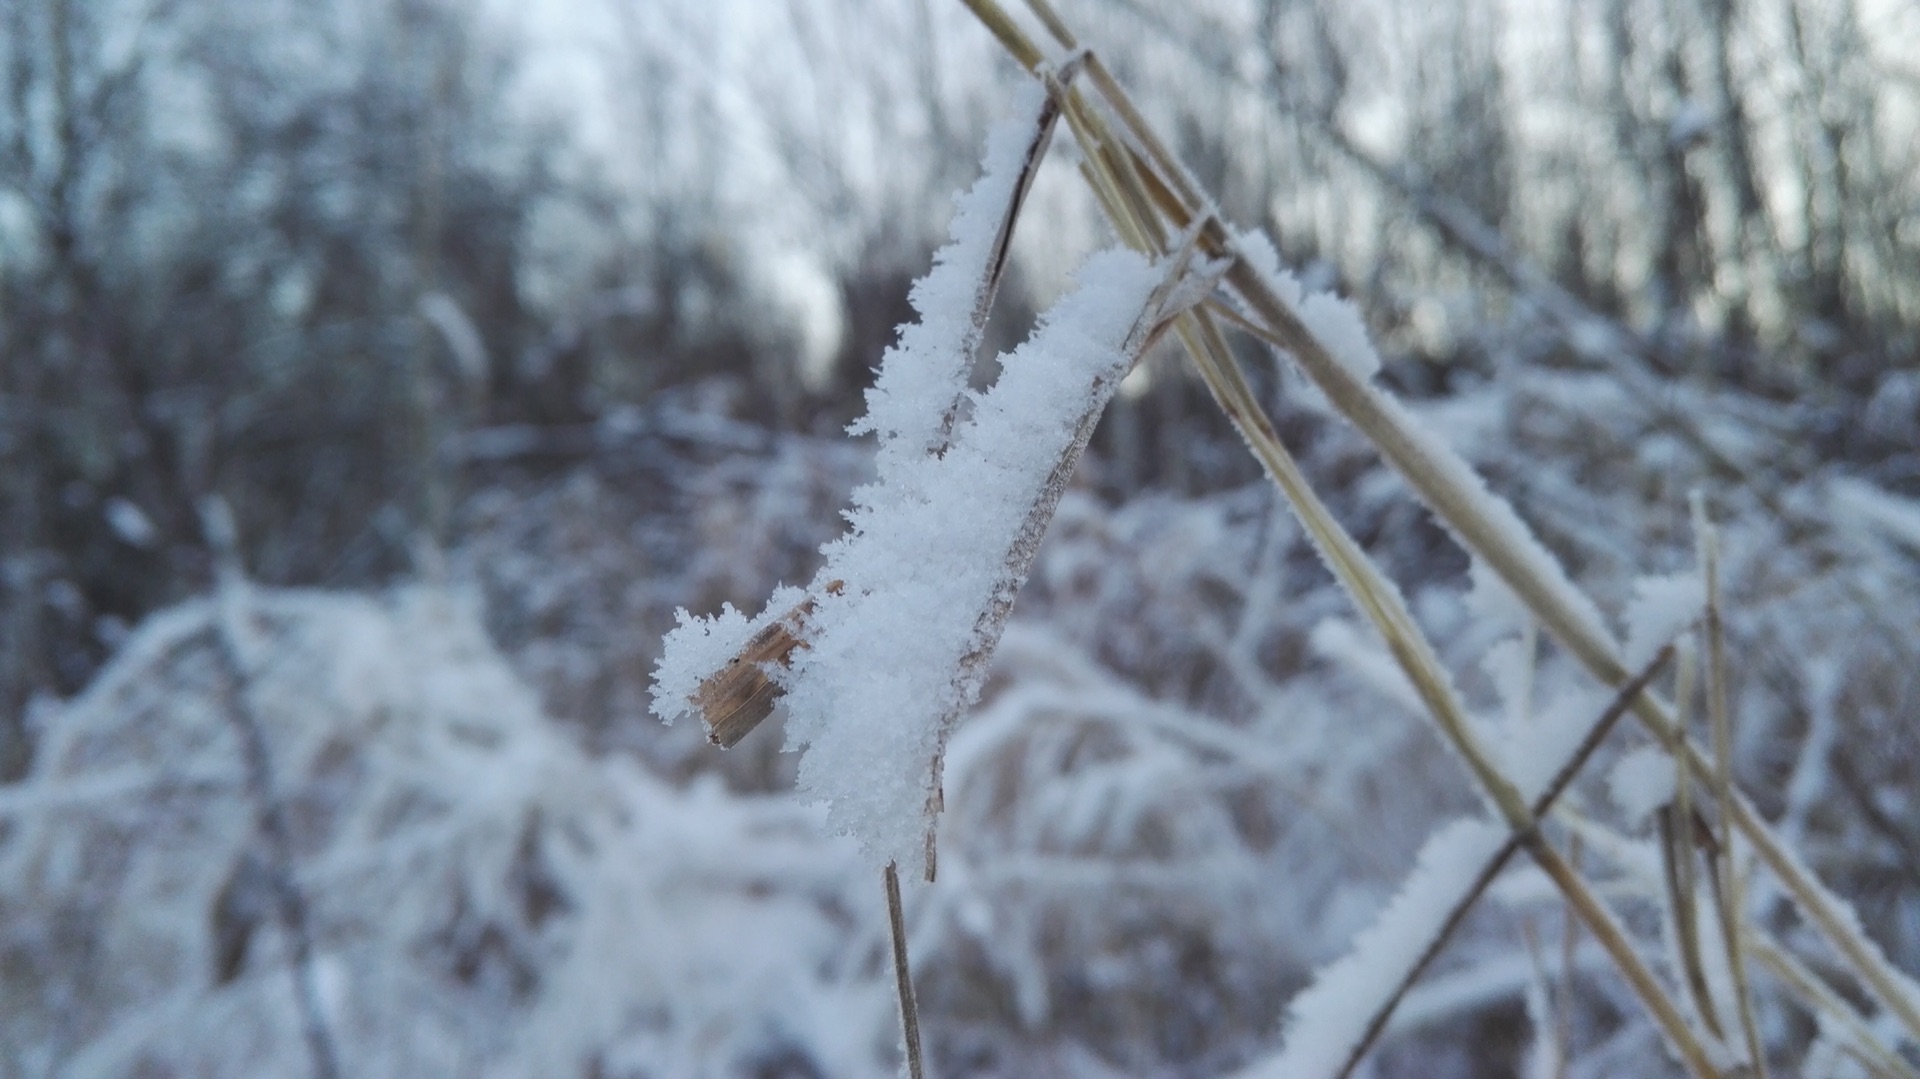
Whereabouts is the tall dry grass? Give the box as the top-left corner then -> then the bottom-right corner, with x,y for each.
667,2 -> 1920,1074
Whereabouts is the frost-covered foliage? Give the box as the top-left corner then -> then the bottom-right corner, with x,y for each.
8,62 -> 1918,1077
0,586 -> 897,1078
9,0 -> 1920,1074
1251,818 -> 1509,1078
653,86 -> 1185,873
5,345 -> 1917,1076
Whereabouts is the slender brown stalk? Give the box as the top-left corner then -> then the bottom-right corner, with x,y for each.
1332,645 -> 1676,1078
1696,494 -> 1768,1075
1660,643 -> 1725,1041
885,862 -> 926,1079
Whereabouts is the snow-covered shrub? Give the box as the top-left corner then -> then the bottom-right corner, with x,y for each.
0,585 -> 900,1078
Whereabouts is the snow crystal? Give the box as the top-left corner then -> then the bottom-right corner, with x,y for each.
784,248 -> 1163,872
1621,572 -> 1703,670
1465,557 -> 1530,632
1232,227 -> 1382,381
1297,290 -> 1381,381
1245,817 -> 1509,1079
1608,745 -> 1677,826
848,78 -> 1048,470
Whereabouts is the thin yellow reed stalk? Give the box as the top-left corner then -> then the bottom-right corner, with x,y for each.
957,4 -> 1723,1071
956,0 -> 1920,1046
1662,643 -> 1724,1041
1695,494 -> 1767,1075
1745,933 -> 1916,1079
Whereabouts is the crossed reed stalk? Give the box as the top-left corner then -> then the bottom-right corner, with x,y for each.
945,3 -> 1920,1075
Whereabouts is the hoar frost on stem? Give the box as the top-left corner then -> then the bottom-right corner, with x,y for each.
781,247 -> 1166,875
852,79 -> 1051,466
654,78 -> 1198,876
650,83 -> 1057,755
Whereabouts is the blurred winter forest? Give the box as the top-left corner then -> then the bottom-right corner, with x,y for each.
3,0 -> 1918,1075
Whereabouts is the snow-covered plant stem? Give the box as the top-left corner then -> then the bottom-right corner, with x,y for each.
646,1 -> 1920,1072
655,67 -> 1210,881
1324,643 -> 1676,1078
964,6 -> 1716,1071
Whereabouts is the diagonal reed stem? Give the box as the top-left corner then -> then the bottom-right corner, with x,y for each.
1334,644 -> 1675,1078
955,0 -> 1920,1054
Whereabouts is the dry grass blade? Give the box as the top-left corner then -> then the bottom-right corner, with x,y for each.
1333,644 -> 1676,1078
1696,494 -> 1768,1075
1658,643 -> 1726,1042
1745,933 -> 1918,1079
962,5 -> 1717,1071
694,582 -> 841,747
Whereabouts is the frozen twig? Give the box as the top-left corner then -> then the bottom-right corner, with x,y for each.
655,78 -> 1209,874
660,75 -> 1068,755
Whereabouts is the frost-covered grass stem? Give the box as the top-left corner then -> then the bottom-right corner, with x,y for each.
978,8 -> 1714,1068
948,0 -> 1920,1071
1744,934 -> 1917,1079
